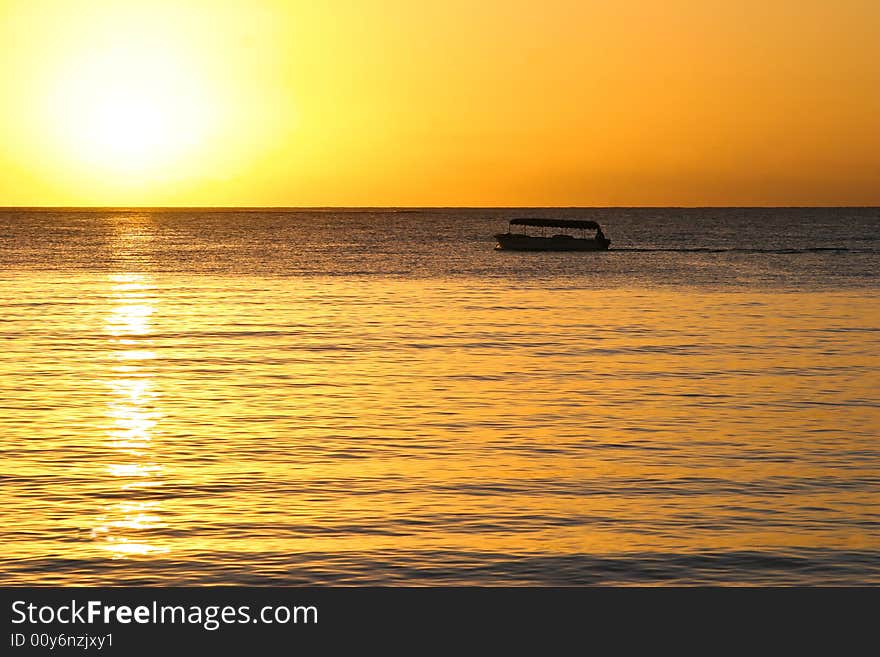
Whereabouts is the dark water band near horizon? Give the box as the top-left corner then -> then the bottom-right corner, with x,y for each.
1,207 -> 878,585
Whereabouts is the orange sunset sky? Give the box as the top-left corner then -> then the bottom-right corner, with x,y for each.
1,0 -> 878,207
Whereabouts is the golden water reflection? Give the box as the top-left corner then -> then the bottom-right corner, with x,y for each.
3,264 -> 879,583
96,272 -> 168,558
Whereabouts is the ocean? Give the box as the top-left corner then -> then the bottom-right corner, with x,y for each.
1,207 -> 878,585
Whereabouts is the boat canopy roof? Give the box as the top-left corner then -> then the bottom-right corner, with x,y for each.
509,218 -> 602,230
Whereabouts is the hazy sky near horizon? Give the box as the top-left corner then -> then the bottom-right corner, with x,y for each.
2,0 -> 878,206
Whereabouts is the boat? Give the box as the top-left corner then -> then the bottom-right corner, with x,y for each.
494,218 -> 611,251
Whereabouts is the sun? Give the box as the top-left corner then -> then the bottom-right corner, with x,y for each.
87,87 -> 173,164
5,1 -> 295,203
46,32 -> 217,177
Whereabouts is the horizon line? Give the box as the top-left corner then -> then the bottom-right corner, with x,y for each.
2,204 -> 879,211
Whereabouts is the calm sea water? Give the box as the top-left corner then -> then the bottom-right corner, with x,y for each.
1,207 -> 878,585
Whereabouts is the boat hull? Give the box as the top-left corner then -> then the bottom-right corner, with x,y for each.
494,233 -> 610,251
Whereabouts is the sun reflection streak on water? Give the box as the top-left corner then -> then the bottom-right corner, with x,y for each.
97,268 -> 169,558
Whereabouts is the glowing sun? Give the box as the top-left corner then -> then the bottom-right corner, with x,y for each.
48,37 -> 217,176
86,87 -> 173,162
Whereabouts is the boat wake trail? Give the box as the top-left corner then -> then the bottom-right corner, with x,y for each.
614,247 -> 860,254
